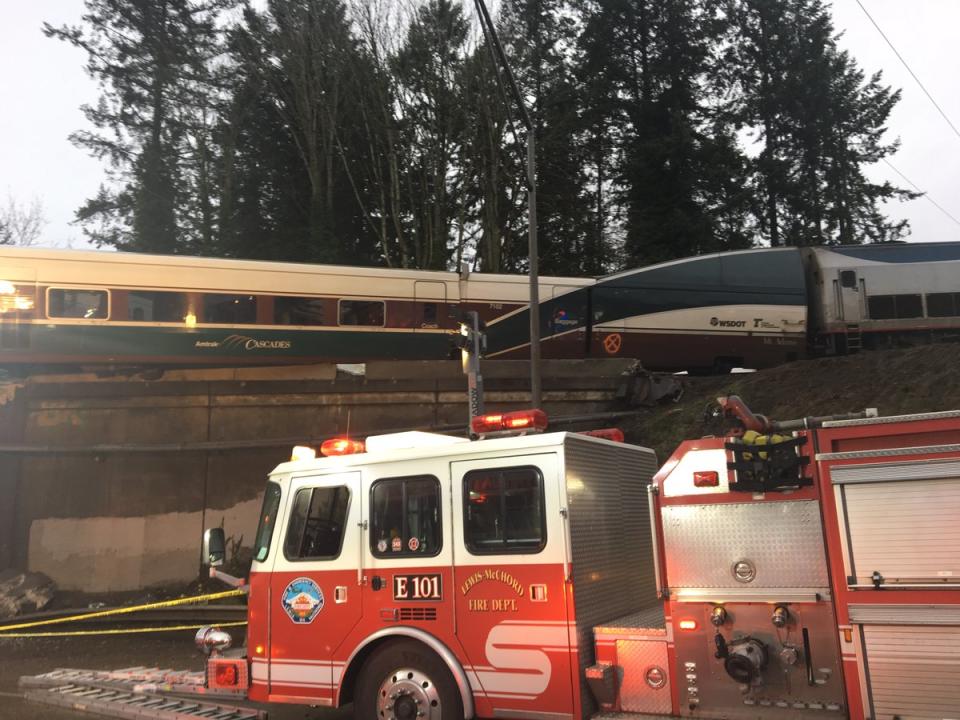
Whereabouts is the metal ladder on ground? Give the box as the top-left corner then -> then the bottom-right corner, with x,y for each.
19,668 -> 264,720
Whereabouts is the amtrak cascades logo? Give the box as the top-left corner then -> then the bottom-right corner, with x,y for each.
194,334 -> 292,351
281,577 -> 324,624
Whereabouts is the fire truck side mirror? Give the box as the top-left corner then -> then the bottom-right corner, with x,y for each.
203,527 -> 226,568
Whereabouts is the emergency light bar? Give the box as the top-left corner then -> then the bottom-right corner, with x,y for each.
290,445 -> 316,462
578,428 -> 625,443
320,438 -> 365,456
471,409 -> 548,437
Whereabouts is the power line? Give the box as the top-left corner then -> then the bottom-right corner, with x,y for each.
883,158 -> 960,230
853,0 -> 960,142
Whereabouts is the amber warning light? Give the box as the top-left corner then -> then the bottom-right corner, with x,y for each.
321,438 -> 366,457
471,409 -> 548,437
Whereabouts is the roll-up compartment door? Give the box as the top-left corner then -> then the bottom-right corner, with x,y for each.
832,459 -> 960,587
860,624 -> 960,718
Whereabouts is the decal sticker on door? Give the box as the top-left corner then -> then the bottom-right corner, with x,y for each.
467,622 -> 568,698
281,577 -> 324,624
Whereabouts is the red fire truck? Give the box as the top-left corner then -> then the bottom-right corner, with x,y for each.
196,403 -> 960,720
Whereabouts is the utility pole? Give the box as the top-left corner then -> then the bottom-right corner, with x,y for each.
474,0 -> 542,409
456,311 -> 485,434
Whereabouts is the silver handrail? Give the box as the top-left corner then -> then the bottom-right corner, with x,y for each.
647,484 -> 665,598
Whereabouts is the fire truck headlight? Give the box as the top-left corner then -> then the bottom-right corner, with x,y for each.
195,625 -> 233,655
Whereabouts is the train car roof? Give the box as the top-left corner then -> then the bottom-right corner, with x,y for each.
809,241 -> 960,266
0,246 -> 593,291
595,246 -> 802,285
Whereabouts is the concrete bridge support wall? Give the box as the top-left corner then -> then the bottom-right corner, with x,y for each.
1,360 -> 636,592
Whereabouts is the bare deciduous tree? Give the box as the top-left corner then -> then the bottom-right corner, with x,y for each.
0,196 -> 46,246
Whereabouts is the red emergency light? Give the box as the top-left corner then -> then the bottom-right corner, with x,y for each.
321,438 -> 365,456
207,657 -> 248,691
578,428 -> 625,443
471,409 -> 548,437
693,470 -> 720,487
215,663 -> 238,686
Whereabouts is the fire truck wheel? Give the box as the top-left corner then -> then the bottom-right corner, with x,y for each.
356,639 -> 462,720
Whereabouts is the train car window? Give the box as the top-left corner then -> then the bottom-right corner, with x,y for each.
867,295 -> 895,320
895,294 -> 923,319
127,291 -> 187,322
47,288 -> 108,320
283,485 -> 350,561
370,475 -> 441,558
839,271 -> 857,289
275,296 -> 326,326
203,294 -> 256,324
339,299 -> 385,327
868,294 -> 923,320
463,466 -> 546,555
927,293 -> 959,318
422,302 -> 438,326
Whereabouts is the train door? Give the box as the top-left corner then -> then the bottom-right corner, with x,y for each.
836,268 -> 862,322
450,453 -> 576,717
415,281 -> 447,330
266,471 -> 363,702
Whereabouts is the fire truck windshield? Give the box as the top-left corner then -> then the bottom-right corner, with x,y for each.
253,482 -> 282,562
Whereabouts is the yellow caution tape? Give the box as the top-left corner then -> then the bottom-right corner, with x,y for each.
0,588 -> 246,634
0,621 -> 247,639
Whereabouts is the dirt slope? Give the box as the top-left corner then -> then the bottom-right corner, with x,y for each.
623,345 -> 960,462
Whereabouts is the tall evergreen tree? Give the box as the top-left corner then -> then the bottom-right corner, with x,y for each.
45,0 -> 229,253
392,0 -> 470,269
577,0 -> 753,266
496,0 -> 596,276
459,45 -> 527,272
244,0 -> 374,262
726,0 -> 916,246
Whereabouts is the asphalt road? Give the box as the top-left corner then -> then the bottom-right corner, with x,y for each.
0,631 -> 351,720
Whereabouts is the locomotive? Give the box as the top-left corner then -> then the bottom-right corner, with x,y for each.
486,241 -> 960,372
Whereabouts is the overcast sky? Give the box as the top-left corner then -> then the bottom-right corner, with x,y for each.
1,0 -> 958,251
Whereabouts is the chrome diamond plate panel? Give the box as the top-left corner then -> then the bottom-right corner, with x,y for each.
616,639 -> 672,714
661,500 -> 829,589
595,605 -> 667,637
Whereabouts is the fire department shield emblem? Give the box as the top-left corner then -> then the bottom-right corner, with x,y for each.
281,577 -> 324,624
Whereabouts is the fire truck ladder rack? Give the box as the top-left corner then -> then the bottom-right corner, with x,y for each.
19,668 -> 264,720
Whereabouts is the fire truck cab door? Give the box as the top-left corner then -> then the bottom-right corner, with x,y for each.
450,453 -> 576,717
266,471 -> 363,701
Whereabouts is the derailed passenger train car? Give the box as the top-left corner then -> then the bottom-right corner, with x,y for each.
803,242 -> 960,353
485,247 -> 809,373
486,242 -> 960,372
